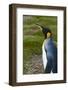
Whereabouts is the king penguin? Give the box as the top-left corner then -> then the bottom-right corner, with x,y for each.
36,24 -> 57,73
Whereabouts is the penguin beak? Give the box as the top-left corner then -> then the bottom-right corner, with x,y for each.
35,24 -> 44,31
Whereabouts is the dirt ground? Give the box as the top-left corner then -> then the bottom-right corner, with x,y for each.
26,55 -> 44,74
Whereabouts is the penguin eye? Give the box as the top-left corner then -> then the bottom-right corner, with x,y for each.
47,32 -> 51,38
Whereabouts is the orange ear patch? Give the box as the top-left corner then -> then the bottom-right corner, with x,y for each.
47,32 -> 51,38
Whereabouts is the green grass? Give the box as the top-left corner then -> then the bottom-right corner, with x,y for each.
23,15 -> 57,74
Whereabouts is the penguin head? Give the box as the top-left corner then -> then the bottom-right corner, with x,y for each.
42,27 -> 52,39
36,24 -> 52,39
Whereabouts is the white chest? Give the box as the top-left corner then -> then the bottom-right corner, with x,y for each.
42,40 -> 47,70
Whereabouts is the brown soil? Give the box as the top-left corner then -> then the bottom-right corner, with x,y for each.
26,55 -> 44,74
